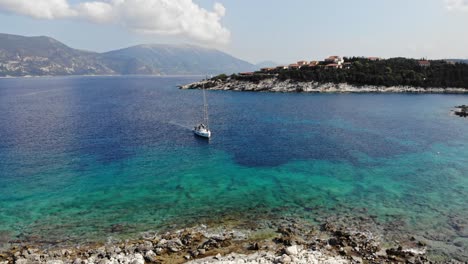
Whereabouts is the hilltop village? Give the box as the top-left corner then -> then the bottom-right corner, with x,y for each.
181,56 -> 468,93
242,56 -> 436,76
202,55 -> 468,90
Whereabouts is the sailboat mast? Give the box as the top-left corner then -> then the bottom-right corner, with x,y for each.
203,86 -> 209,128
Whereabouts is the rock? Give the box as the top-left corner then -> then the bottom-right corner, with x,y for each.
137,241 -> 153,252
279,254 -> 292,263
200,239 -> 221,250
15,258 -> 28,264
128,253 -> 144,264
73,258 -> 83,264
214,253 -> 222,260
454,241 -> 463,247
27,253 -> 41,261
328,237 -> 339,246
93,247 -> 106,257
124,245 -> 136,254
21,250 -> 29,258
97,259 -> 110,264
27,248 -> 38,254
168,246 -> 180,252
106,245 -> 121,254
375,248 -> 387,257
110,224 -> 125,233
189,250 -> 199,257
351,255 -> 363,262
198,248 -> 206,255
248,242 -> 259,250
154,247 -> 163,255
285,245 -> 299,256
157,239 -> 167,247
46,261 -> 64,264
144,250 -> 158,263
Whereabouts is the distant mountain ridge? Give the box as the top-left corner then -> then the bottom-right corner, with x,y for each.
446,59 -> 468,64
0,33 -> 256,77
255,61 -> 279,68
101,44 -> 255,75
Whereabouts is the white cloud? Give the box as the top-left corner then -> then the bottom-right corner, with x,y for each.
446,0 -> 468,11
0,0 -> 230,44
76,1 -> 115,23
0,0 -> 76,19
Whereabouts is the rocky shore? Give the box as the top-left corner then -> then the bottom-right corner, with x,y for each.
179,78 -> 468,93
1,215 -> 457,264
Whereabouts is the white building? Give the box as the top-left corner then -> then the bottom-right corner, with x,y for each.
324,56 -> 344,65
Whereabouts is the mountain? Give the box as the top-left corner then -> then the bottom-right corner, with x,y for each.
0,33 -> 113,76
446,59 -> 468,64
255,61 -> 279,69
101,44 -> 256,75
0,33 -> 255,76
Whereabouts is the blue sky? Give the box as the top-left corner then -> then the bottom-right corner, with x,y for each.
0,0 -> 467,64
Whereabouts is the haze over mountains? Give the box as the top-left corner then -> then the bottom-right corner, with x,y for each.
1,33 -> 466,78
0,33 -> 256,77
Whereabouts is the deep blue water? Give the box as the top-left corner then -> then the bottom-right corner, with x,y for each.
0,76 -> 467,258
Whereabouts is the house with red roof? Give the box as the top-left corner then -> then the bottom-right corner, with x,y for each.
288,63 -> 299,69
325,56 -> 344,65
418,60 -> 431,67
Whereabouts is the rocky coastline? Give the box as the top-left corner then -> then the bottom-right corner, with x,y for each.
179,78 -> 468,93
2,214 -> 464,264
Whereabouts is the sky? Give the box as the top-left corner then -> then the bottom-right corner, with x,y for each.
0,0 -> 467,64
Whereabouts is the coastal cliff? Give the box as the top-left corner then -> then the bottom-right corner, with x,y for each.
180,78 -> 468,93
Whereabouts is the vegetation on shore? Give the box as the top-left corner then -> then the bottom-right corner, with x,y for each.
215,57 -> 468,89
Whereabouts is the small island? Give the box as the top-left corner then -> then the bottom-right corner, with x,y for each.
181,57 -> 468,93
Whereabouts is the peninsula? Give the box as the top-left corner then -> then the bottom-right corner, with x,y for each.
181,56 -> 468,93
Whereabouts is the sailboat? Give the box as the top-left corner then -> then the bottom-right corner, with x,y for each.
193,82 -> 211,138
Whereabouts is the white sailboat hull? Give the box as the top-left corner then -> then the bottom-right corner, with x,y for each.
193,128 -> 211,138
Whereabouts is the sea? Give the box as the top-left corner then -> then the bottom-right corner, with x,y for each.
0,76 -> 466,259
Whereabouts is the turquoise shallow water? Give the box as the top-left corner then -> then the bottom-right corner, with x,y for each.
0,76 -> 467,258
